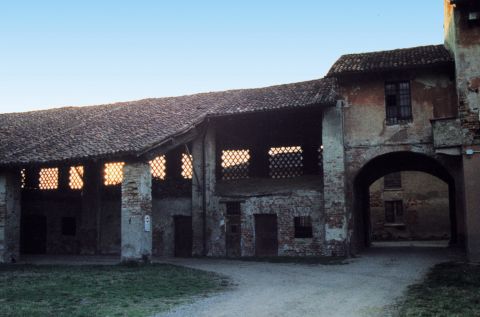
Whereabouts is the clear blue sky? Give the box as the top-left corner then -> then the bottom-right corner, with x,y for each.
0,1 -> 444,113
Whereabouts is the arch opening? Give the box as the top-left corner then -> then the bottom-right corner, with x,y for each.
352,151 -> 458,252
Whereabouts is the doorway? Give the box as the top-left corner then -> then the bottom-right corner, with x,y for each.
226,202 -> 242,257
255,214 -> 278,256
174,216 -> 192,257
21,214 -> 47,254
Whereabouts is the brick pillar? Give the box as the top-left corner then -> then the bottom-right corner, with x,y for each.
121,161 -> 152,263
322,102 -> 348,256
80,162 -> 102,254
0,170 -> 21,263
192,125 -> 216,256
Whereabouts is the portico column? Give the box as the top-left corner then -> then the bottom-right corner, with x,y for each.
322,102 -> 348,256
121,161 -> 152,263
0,170 -> 21,263
192,125 -> 216,256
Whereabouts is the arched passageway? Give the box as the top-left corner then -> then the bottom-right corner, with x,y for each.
352,151 -> 458,252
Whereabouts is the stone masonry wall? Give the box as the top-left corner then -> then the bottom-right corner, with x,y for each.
0,171 -> 21,263
121,162 -> 152,262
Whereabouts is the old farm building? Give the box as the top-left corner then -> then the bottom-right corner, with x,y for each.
1,0 -> 480,263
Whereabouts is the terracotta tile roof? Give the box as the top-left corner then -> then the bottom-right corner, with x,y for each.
0,77 -> 337,166
327,44 -> 453,77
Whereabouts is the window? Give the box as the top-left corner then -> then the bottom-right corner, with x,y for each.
39,168 -> 59,190
269,146 -> 303,179
221,150 -> 250,180
150,156 -> 166,181
384,172 -> 402,189
69,166 -> 84,190
385,81 -> 412,125
61,217 -> 76,236
181,154 -> 193,179
104,162 -> 125,186
385,200 -> 404,223
294,216 -> 313,238
20,169 -> 26,189
226,202 -> 241,215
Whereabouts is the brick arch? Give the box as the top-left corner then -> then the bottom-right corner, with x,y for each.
350,151 -> 457,253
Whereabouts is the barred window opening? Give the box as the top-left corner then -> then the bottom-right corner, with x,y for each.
221,149 -> 250,180
104,162 -> 125,186
20,169 -> 26,189
269,146 -> 303,179
69,166 -> 84,190
385,81 -> 412,125
385,200 -> 404,223
150,156 -> 166,180
294,216 -> 313,238
384,172 -> 402,189
39,168 -> 59,190
181,154 -> 193,179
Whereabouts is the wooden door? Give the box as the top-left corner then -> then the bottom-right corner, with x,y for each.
21,214 -> 47,254
174,216 -> 192,257
255,214 -> 278,256
226,202 -> 241,257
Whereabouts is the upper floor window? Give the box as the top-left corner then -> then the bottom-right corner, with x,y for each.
384,172 -> 402,189
385,81 -> 412,125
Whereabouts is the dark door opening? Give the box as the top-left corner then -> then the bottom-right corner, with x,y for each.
255,214 -> 278,256
174,216 -> 192,257
226,202 -> 241,257
21,214 -> 47,254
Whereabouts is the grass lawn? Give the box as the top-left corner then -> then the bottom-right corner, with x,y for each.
398,262 -> 480,317
0,264 -> 227,317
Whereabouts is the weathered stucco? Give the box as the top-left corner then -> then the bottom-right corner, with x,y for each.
370,172 -> 450,241
0,171 -> 21,263
121,162 -> 152,262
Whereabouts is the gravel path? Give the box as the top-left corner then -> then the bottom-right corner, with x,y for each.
156,247 -> 460,317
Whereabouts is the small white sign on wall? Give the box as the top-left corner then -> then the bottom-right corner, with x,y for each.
144,215 -> 151,232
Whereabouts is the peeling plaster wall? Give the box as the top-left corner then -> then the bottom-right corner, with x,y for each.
0,171 -> 21,263
213,177 -> 324,256
445,0 -> 480,261
121,162 -> 152,262
152,197 -> 191,256
445,0 -> 480,144
339,69 -> 459,253
370,172 -> 450,241
322,104 -> 348,256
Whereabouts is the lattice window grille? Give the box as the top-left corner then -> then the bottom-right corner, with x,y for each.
69,166 -> 84,190
150,156 -> 166,180
181,154 -> 193,179
39,167 -> 59,190
221,150 -> 251,180
318,145 -> 324,167
20,169 -> 26,189
269,146 -> 304,179
104,162 -> 125,186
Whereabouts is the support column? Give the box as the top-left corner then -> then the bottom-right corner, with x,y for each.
322,102 -> 348,256
192,124 -> 216,256
121,161 -> 152,263
463,148 -> 480,261
0,170 -> 21,263
80,162 -> 102,254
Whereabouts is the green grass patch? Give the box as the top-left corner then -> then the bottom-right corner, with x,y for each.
398,262 -> 480,317
0,264 -> 227,317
